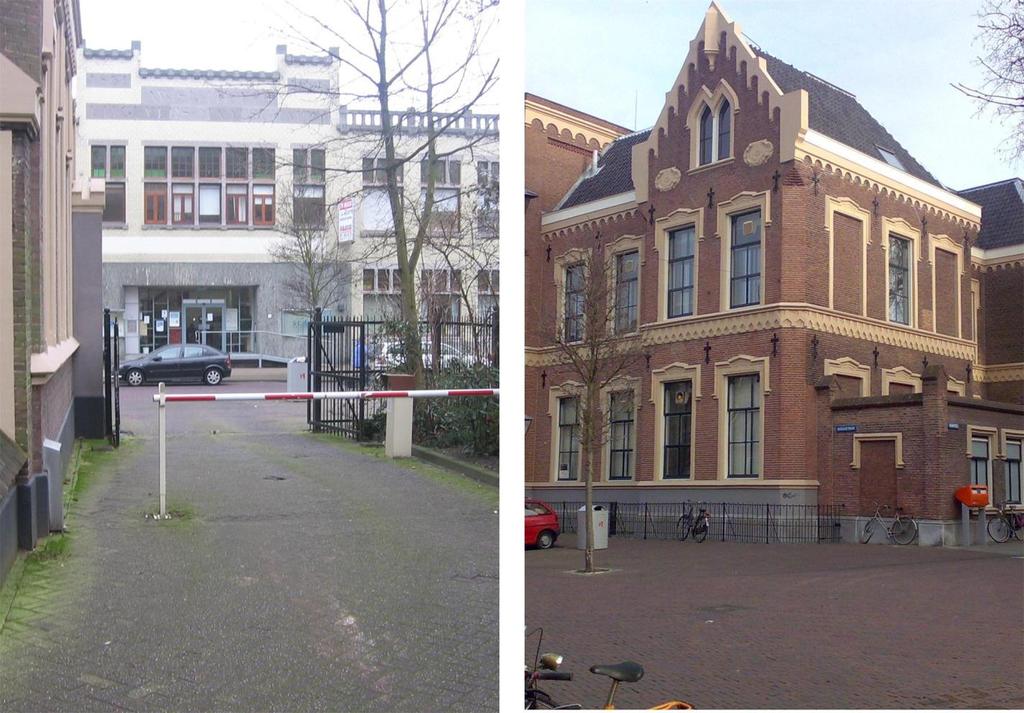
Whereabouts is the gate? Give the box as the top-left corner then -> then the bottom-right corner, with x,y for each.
102,307 -> 121,447
306,307 -> 499,439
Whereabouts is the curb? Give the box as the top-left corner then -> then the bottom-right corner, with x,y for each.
411,445 -> 498,488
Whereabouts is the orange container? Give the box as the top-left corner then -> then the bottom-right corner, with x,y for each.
954,484 -> 989,508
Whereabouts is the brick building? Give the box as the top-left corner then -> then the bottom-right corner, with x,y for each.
76,43 -> 499,362
524,3 -> 1024,545
1,0 -> 104,586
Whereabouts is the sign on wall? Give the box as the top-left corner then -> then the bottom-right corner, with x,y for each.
338,197 -> 354,243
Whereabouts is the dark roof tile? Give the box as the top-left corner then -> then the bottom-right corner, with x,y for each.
558,129 -> 651,209
957,179 -> 1024,249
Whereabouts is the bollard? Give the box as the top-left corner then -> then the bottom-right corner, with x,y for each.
384,396 -> 413,457
158,382 -> 167,518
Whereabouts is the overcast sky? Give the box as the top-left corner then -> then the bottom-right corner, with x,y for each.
79,0 -> 499,112
526,0 -> 1015,191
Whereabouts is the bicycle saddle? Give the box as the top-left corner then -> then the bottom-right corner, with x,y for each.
589,661 -> 644,683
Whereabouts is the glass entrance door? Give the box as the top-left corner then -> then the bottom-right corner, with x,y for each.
183,302 -> 225,351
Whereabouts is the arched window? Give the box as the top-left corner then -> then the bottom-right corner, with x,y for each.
717,101 -> 731,160
699,106 -> 714,165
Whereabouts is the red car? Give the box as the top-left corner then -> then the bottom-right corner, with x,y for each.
525,499 -> 560,549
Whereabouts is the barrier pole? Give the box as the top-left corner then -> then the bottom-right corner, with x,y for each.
158,382 -> 167,518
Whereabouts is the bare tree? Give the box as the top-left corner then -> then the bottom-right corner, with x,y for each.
955,0 -> 1024,160
275,0 -> 499,384
553,246 -> 645,573
268,180 -> 350,313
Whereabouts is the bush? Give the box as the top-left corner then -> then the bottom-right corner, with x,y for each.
414,362 -> 498,456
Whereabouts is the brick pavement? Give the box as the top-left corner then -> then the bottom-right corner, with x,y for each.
526,538 -> 1024,709
1,381 -> 498,711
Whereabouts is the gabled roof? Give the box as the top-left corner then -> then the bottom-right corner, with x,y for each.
557,130 -> 651,210
556,43 -> 946,211
754,50 -> 941,188
957,179 -> 1024,249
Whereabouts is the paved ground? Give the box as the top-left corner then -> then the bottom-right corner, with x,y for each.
0,381 -> 498,712
526,538 -> 1024,709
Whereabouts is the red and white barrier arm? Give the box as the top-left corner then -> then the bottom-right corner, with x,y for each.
152,388 -> 499,403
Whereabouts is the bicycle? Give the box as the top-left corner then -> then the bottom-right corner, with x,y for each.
675,503 -> 710,543
525,629 -> 692,709
987,502 -> 1024,543
860,501 -> 918,545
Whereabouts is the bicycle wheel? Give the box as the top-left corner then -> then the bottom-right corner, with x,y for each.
891,517 -> 918,545
987,516 -> 1012,543
676,515 -> 692,541
860,519 -> 875,544
692,519 -> 708,543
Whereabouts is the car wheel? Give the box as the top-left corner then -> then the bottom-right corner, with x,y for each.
536,530 -> 555,549
126,368 -> 144,387
204,367 -> 223,386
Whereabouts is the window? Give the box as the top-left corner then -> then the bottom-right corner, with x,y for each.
103,183 -> 126,223
144,147 -> 166,178
171,147 -> 194,178
253,185 -> 274,226
171,184 -> 194,225
698,99 -> 732,166
363,267 -> 402,293
310,148 -> 325,183
971,437 -> 990,489
730,210 -> 761,308
362,157 -> 403,186
144,183 -> 166,224
420,268 -> 462,321
109,146 -> 125,178
294,185 -> 326,227
699,106 -> 713,165
226,147 -> 248,179
227,185 -> 248,224
877,146 -> 905,170
607,391 -> 635,480
615,251 -> 639,333
667,226 -> 695,318
1007,439 -> 1022,505
477,160 -> 499,233
420,157 -> 461,186
293,148 -> 308,183
91,145 -> 106,177
663,381 -> 692,479
198,184 -> 221,224
557,397 -> 580,481
419,158 -> 461,232
889,235 -> 911,325
198,147 -> 221,178
717,101 -> 731,160
477,269 -> 499,316
564,263 -> 585,342
252,148 -> 275,179
363,267 -> 402,319
727,374 -> 760,478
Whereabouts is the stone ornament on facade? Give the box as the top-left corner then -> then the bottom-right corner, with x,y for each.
654,167 -> 682,193
743,139 -> 774,167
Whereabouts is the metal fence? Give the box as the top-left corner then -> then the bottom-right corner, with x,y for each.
549,500 -> 844,544
306,309 -> 498,438
102,308 -> 121,448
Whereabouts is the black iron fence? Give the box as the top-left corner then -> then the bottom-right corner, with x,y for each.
549,500 -> 844,544
306,309 -> 498,438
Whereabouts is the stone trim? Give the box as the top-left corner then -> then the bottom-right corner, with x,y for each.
851,432 -> 905,470
946,376 -> 966,396
605,235 -> 645,336
825,196 -> 871,315
653,207 -> 704,323
881,365 -> 922,395
716,191 -> 771,311
650,362 -> 701,483
824,357 -> 872,397
1000,429 -> 1024,461
548,382 -> 584,483
685,79 -> 740,172
881,215 -> 922,330
973,362 -> 1024,383
713,355 -> 770,481
600,376 -> 642,483
552,247 -> 590,345
928,233 -> 965,338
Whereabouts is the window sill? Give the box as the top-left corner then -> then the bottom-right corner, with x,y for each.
687,157 -> 734,176
140,224 -> 277,231
102,222 -> 128,230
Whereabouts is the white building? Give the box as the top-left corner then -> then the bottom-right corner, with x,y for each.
76,42 -> 499,362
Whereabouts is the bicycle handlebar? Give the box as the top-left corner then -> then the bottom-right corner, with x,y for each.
533,671 -> 572,681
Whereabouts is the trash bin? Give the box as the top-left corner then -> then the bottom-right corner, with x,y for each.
577,505 -> 608,550
287,356 -> 308,393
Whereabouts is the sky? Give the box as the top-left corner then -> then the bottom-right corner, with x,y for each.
78,0 -> 500,113
525,0 -> 1016,191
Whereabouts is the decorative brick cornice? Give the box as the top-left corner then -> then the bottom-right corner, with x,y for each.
525,303 -> 978,366
973,362 -> 1024,383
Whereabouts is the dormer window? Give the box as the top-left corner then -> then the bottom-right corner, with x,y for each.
697,98 -> 732,166
877,146 -> 905,170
